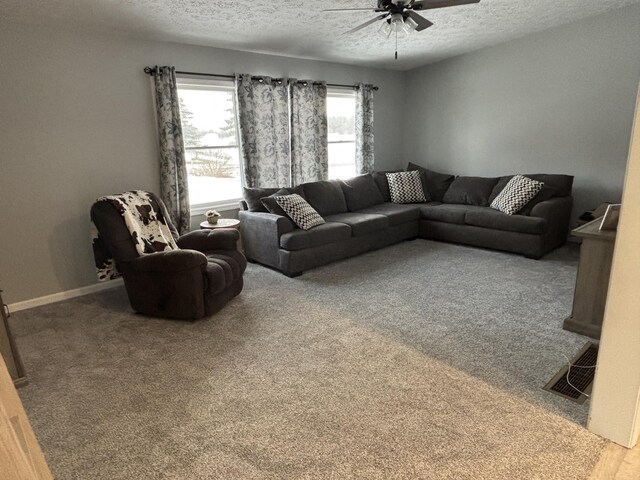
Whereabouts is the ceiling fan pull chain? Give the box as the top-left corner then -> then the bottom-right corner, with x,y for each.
395,29 -> 398,60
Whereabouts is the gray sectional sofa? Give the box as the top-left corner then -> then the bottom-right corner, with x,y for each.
239,167 -> 573,277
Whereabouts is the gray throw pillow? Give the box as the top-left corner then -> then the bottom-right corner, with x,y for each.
261,189 -> 291,216
243,187 -> 281,212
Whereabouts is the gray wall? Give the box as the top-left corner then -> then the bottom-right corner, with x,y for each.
2,5 -> 639,304
403,4 -> 640,223
0,24 -> 405,303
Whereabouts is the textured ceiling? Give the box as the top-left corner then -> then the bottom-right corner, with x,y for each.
1,0 -> 638,70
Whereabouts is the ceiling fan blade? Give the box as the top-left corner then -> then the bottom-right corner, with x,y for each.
405,10 -> 434,31
323,8 -> 380,12
412,0 -> 480,11
342,14 -> 388,35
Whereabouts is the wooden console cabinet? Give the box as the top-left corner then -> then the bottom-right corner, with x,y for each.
563,218 -> 617,339
0,290 -> 27,387
0,355 -> 52,479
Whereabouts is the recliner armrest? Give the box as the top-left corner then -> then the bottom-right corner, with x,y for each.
177,229 -> 239,252
124,249 -> 207,273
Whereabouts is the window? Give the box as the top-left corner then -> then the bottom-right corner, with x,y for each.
177,78 -> 242,209
327,89 -> 357,180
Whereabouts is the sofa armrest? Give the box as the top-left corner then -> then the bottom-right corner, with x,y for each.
530,196 -> 573,246
530,196 -> 573,220
124,249 -> 207,273
239,211 -> 295,267
177,229 -> 239,252
239,211 -> 295,237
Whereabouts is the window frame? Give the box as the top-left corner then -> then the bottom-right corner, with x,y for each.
176,76 -> 244,215
326,87 -> 357,181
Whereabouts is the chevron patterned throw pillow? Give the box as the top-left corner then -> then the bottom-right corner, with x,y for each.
274,194 -> 325,230
386,171 -> 428,204
490,175 -> 544,215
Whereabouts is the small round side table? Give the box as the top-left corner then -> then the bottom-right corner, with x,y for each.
199,218 -> 240,230
199,218 -> 242,251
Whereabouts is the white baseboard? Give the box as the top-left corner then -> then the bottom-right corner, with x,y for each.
8,279 -> 124,313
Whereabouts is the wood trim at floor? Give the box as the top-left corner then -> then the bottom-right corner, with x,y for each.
7,279 -> 123,313
589,441 -> 640,479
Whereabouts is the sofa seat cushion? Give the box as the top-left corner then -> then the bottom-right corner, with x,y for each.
356,203 -> 421,226
279,222 -> 352,251
323,212 -> 389,237
420,204 -> 485,225
465,209 -> 548,234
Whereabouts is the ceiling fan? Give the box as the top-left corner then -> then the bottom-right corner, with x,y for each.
323,0 -> 481,59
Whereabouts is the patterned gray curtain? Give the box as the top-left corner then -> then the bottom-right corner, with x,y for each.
289,80 -> 328,186
235,74 -> 291,188
152,66 -> 190,234
355,83 -> 376,174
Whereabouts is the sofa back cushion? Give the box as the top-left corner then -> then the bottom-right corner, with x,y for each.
524,174 -> 574,197
442,176 -> 499,206
339,174 -> 385,211
372,171 -> 399,202
488,173 -> 573,215
406,162 -> 431,201
490,174 -> 574,201
301,180 -> 348,216
407,163 -> 455,202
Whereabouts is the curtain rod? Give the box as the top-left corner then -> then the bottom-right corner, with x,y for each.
143,66 -> 379,91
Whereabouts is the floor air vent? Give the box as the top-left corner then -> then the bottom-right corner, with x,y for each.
543,342 -> 599,405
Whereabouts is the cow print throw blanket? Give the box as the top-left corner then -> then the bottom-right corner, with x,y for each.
92,190 -> 179,281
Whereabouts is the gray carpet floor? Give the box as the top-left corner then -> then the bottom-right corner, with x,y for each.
12,240 -> 606,479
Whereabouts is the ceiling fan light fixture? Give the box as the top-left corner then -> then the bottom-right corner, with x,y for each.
390,13 -> 406,33
403,15 -> 418,34
378,18 -> 393,38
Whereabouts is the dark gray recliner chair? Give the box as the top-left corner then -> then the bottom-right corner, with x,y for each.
91,192 -> 246,320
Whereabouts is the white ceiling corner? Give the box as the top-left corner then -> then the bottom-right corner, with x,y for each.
0,0 -> 638,70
